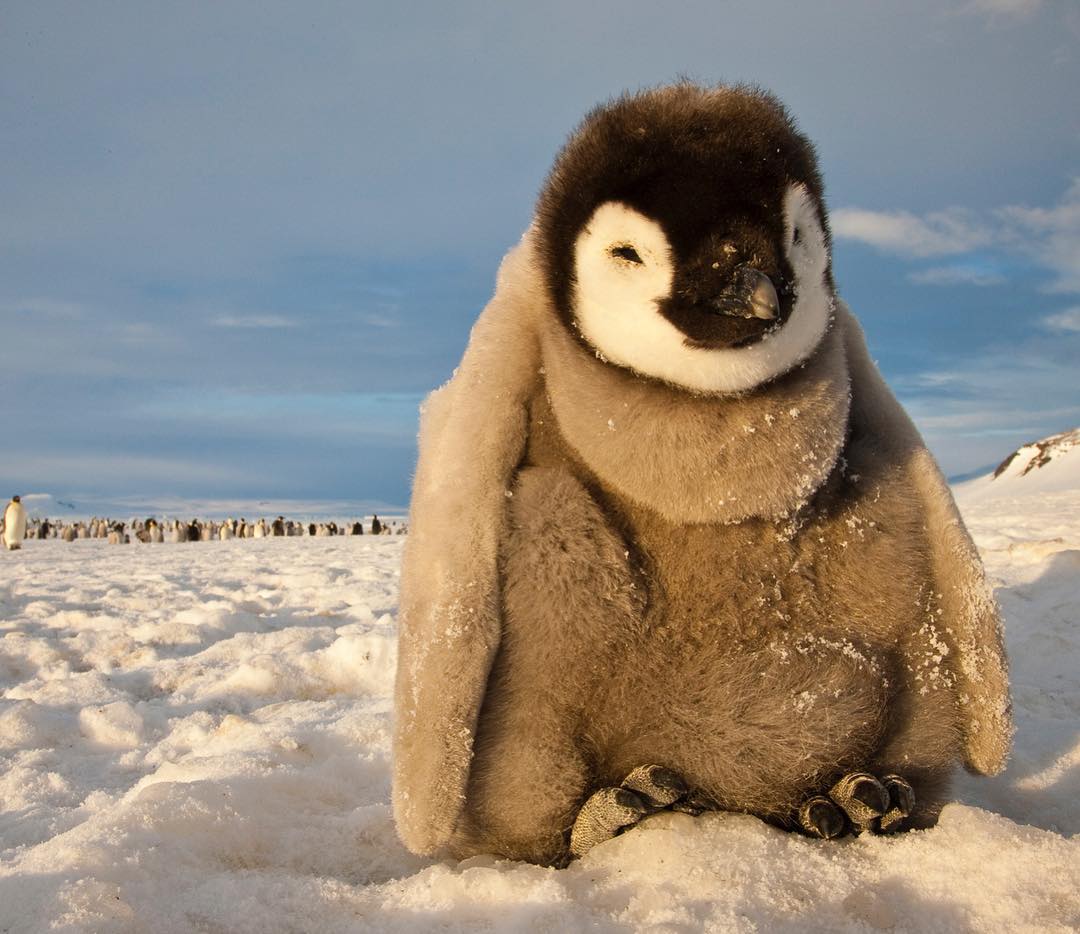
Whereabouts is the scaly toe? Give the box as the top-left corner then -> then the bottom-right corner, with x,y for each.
878,774 -> 916,834
621,764 -> 688,809
569,787 -> 648,859
829,772 -> 889,833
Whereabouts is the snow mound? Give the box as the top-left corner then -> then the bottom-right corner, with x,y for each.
958,427 -> 1080,503
993,427 -> 1080,482
955,427 -> 1080,562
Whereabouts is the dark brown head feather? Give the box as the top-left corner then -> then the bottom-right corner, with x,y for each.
535,83 -> 832,346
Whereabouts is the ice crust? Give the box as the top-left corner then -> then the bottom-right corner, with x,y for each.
1,496 -> 1078,931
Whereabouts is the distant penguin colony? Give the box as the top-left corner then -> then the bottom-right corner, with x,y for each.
1,506 -> 403,550
393,83 -> 1011,865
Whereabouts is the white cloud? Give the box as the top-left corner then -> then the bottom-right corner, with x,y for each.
831,208 -> 992,257
908,265 -> 1005,286
836,181 -> 1080,293
997,178 -> 1080,293
1042,307 -> 1080,332
360,313 -> 400,329
961,0 -> 1044,20
897,349 -> 1080,475
210,314 -> 298,329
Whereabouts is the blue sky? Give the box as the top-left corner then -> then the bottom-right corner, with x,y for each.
3,0 -> 1078,509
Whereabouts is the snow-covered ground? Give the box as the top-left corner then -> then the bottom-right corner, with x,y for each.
2,459 -> 1078,931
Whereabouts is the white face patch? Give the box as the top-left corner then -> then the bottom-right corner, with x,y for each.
571,186 -> 832,394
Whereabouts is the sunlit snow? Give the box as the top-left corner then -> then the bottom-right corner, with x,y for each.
1,461 -> 1078,930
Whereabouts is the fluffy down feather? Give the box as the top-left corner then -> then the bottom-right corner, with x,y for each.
392,86 -> 1010,862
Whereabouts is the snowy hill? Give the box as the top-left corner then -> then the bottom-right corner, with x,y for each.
1,440 -> 1078,931
957,426 -> 1080,501
954,427 -> 1080,562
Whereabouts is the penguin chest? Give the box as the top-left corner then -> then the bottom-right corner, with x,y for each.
628,514 -> 810,644
613,463 -> 931,669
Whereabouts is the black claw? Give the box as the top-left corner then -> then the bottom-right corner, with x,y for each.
621,764 -> 689,809
651,767 -> 689,796
878,774 -> 916,834
882,774 -> 915,816
672,790 -> 716,816
829,772 -> 890,832
614,788 -> 648,814
799,796 -> 846,839
850,776 -> 890,815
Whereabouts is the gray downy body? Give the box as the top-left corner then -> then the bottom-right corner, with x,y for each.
449,313 -> 962,863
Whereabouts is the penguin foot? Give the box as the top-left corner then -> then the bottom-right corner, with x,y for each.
877,774 -> 916,834
798,771 -> 915,838
568,765 -> 690,859
797,795 -> 846,839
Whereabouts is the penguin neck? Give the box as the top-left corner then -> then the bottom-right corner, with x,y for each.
539,313 -> 852,525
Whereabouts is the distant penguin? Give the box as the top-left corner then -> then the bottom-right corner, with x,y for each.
219,522 -> 233,540
3,496 -> 27,550
351,522 -> 363,536
371,515 -> 382,535
272,517 -> 285,537
308,522 -> 317,536
150,521 -> 164,544
62,525 -> 76,543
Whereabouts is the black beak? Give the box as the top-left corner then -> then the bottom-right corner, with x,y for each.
710,267 -> 779,321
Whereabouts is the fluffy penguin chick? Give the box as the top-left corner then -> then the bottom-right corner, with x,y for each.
393,84 -> 1012,866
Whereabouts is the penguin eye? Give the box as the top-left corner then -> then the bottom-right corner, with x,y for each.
610,244 -> 644,265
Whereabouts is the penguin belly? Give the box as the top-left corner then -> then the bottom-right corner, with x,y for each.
455,403 -> 959,861
581,499 -> 895,819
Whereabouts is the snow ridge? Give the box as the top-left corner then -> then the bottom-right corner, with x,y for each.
991,426 -> 1080,484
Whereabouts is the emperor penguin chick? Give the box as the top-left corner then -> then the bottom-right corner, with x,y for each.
393,84 -> 1011,865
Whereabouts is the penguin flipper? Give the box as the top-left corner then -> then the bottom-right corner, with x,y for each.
392,234 -> 544,856
839,303 -> 1013,776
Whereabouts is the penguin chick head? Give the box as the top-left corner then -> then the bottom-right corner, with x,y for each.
536,83 -> 834,394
